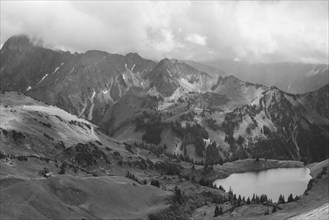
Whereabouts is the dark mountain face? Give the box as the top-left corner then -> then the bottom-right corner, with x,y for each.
1,34 -> 328,163
1,35 -> 156,124
0,35 -> 66,91
220,85 -> 329,162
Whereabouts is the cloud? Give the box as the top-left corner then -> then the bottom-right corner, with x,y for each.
0,1 -> 328,63
147,28 -> 185,53
185,33 -> 207,46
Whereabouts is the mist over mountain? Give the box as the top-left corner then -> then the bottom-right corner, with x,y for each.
200,59 -> 329,94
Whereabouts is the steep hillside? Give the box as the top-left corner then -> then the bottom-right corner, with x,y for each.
106,83 -> 328,164
0,91 -> 174,220
219,85 -> 329,162
0,35 -> 156,124
0,91 -> 151,174
146,58 -> 216,97
211,75 -> 266,104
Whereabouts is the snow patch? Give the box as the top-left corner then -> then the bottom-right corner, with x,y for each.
306,66 -> 321,77
37,74 -> 48,84
69,67 -> 75,74
78,100 -> 88,117
87,91 -> 96,120
26,86 -> 31,91
203,138 -> 211,146
91,91 -> 96,99
168,87 -> 185,101
22,105 -> 90,124
178,78 -> 200,92
158,101 -> 173,111
250,95 -> 261,106
52,67 -> 59,74
284,94 -> 299,106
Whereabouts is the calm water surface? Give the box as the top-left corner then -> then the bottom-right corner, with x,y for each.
213,168 -> 311,202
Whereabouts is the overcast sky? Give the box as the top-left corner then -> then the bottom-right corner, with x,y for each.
1,1 -> 328,63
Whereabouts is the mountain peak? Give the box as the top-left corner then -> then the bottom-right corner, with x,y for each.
270,85 -> 279,90
159,58 -> 180,66
85,50 -> 109,56
125,52 -> 142,59
226,75 -> 238,80
2,34 -> 33,52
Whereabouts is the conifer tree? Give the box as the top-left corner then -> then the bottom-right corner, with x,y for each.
264,209 -> 269,215
272,206 -> 277,213
252,193 -> 256,203
214,205 -> 220,217
228,187 -> 233,196
287,193 -> 294,203
278,194 -> 285,204
247,197 -> 251,204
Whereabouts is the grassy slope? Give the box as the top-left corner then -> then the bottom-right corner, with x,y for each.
0,175 -> 171,220
0,92 -> 129,157
0,92 -> 172,220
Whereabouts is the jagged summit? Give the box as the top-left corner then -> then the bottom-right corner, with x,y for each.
145,57 -> 215,97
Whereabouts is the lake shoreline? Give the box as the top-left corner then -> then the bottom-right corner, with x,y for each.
213,167 -> 311,202
207,158 -> 304,182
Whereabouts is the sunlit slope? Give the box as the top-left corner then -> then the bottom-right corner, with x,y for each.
0,91 -> 128,157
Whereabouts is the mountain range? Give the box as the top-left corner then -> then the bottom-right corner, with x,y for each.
1,34 -> 328,164
200,59 -> 329,94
